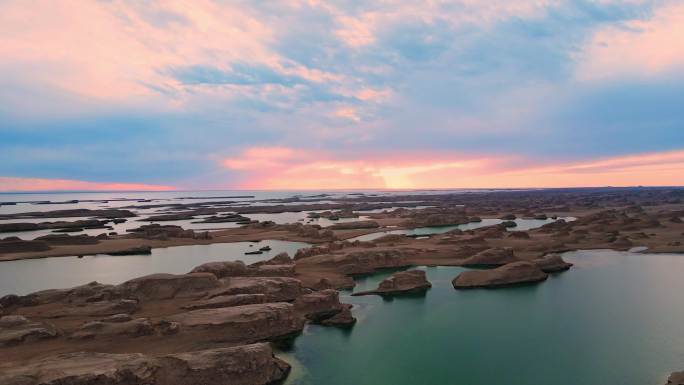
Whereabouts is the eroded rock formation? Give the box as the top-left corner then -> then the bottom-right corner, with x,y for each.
352,269 -> 431,296
0,343 -> 289,385
452,261 -> 548,289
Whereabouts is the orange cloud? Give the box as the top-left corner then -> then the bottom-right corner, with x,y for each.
0,177 -> 175,192
222,147 -> 684,189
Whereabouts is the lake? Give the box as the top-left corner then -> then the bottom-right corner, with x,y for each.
0,239 -> 309,296
0,215 -> 566,296
282,250 -> 684,385
348,217 -> 575,242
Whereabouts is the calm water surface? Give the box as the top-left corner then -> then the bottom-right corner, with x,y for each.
0,190 -> 417,239
0,240 -> 309,296
349,217 -> 574,242
283,250 -> 684,385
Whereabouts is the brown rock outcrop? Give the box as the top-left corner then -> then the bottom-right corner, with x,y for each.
182,294 -> 267,310
485,225 -> 510,237
0,343 -> 289,385
294,289 -> 344,322
249,264 -> 296,277
249,222 -> 336,240
0,219 -> 110,233
190,260 -> 295,278
126,224 -> 210,240
336,250 -> 412,275
210,277 -> 303,302
666,371 -> 684,385
308,276 -> 355,291
399,207 -> 470,227
532,254 -> 573,273
167,303 -> 304,343
0,315 -> 59,346
352,269 -> 431,296
0,208 -> 135,220
70,317 -> 154,340
36,234 -> 101,245
154,343 -> 291,385
0,237 -> 50,253
48,299 -> 139,318
254,252 -> 293,265
190,261 -> 249,278
0,223 -> 41,232
612,236 -> 634,249
144,213 -> 196,221
192,214 -> 251,223
452,261 -> 548,289
459,247 -> 518,267
102,313 -> 133,323
328,220 -> 380,230
319,304 -> 356,327
296,249 -> 411,275
294,241 -> 374,260
120,273 -> 219,301
106,246 -> 152,256
507,231 -> 530,239
2,281 -> 121,310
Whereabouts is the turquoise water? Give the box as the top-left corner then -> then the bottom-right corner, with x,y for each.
284,250 -> 684,385
0,240 -> 309,296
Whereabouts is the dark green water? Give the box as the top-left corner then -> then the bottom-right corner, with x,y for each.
283,250 -> 684,385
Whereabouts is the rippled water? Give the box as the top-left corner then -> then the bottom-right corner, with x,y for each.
282,250 -> 684,385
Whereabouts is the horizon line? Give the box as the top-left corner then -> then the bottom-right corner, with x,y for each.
1,185 -> 683,195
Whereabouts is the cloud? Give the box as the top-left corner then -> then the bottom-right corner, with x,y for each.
0,177 -> 175,192
576,2 -> 684,80
170,64 -> 306,87
222,147 -> 684,189
0,0 -> 682,189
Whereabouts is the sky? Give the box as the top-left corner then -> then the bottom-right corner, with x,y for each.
1,0 -> 683,191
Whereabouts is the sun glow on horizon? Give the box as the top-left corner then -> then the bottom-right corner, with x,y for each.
220,148 -> 684,190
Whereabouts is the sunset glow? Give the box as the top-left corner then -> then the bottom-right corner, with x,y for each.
222,148 -> 684,189
0,177 -> 175,192
1,1 -> 683,190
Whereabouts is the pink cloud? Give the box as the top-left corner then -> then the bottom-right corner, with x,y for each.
0,0 -> 337,108
222,147 -> 684,189
223,146 -> 300,170
329,0 -> 553,48
0,0 -> 561,114
577,2 -> 684,80
0,177 -> 175,192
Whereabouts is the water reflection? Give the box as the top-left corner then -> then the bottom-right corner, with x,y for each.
348,217 -> 575,242
0,239 -> 309,296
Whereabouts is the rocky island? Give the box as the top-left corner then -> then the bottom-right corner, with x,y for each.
452,261 -> 550,289
352,269 -> 432,296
